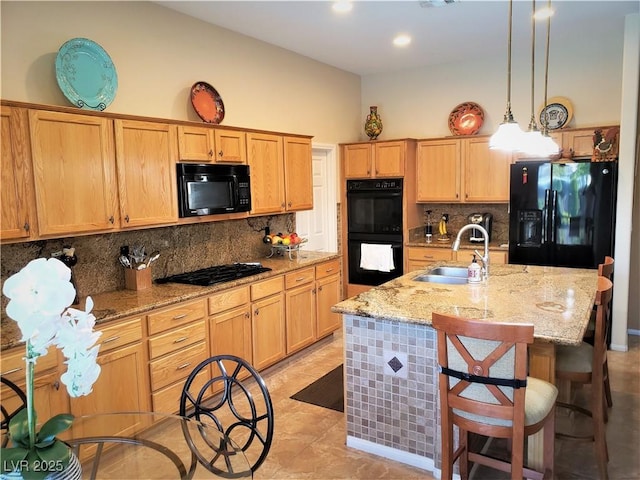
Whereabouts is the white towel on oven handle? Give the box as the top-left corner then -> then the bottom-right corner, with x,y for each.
360,243 -> 395,272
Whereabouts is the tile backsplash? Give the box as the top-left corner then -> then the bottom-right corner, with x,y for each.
1,214 -> 294,305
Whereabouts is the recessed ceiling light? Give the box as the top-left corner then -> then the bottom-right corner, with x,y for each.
534,6 -> 555,20
332,1 -> 353,13
393,34 -> 412,47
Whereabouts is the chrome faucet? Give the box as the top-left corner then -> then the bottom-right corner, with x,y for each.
452,224 -> 490,279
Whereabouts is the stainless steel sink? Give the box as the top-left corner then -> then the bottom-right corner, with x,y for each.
413,274 -> 469,285
427,266 -> 469,278
413,266 -> 469,285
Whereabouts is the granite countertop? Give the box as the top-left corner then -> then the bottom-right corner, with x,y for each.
1,251 -> 340,351
332,262 -> 597,346
405,237 -> 509,250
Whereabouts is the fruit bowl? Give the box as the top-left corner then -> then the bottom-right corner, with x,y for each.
267,238 -> 308,260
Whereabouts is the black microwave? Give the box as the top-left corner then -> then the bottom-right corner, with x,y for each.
177,163 -> 251,217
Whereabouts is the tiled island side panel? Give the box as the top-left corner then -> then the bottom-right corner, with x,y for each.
343,314 -> 441,472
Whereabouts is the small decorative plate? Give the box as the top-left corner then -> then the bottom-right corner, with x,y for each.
55,38 -> 118,111
190,81 -> 225,124
448,102 -> 484,136
538,96 -> 573,130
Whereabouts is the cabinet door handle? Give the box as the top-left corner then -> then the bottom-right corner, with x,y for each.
288,201 -> 292,207
173,336 -> 188,344
124,215 -> 130,223
281,202 -> 286,208
208,150 -> 214,157
23,222 -> 30,232
177,362 -> 191,370
318,286 -> 323,292
245,312 -> 250,319
109,216 -> 114,224
53,381 -> 60,391
102,336 -> 120,344
254,309 -> 259,315
2,367 -> 22,376
218,150 -> 224,157
172,314 -> 187,320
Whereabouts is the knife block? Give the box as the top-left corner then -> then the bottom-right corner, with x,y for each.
125,267 -> 152,291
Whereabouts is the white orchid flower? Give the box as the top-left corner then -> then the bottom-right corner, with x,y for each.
61,346 -> 101,397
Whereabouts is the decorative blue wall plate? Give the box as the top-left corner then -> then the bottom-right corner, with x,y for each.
55,38 -> 118,111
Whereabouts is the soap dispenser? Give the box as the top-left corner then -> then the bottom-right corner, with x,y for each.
467,254 -> 482,283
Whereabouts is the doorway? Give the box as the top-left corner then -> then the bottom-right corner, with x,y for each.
296,143 -> 338,253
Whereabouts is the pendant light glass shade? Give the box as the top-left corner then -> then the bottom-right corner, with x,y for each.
490,0 -> 524,151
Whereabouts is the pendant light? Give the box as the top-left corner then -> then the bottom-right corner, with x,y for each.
520,0 -> 546,156
539,0 -> 560,156
489,0 -> 524,151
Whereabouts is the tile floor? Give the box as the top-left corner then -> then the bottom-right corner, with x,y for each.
254,332 -> 640,480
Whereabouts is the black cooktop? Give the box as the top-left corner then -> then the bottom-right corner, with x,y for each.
156,263 -> 272,287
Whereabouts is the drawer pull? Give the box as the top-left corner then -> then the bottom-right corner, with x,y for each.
173,336 -> 188,344
2,367 -> 22,376
324,268 -> 334,273
424,255 -> 434,259
102,336 -> 120,344
177,362 -> 191,370
295,277 -> 305,282
172,314 -> 188,320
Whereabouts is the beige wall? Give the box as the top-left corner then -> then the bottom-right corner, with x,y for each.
360,23 -> 627,139
0,1 -> 361,144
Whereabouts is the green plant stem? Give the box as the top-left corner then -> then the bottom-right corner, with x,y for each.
25,341 -> 36,451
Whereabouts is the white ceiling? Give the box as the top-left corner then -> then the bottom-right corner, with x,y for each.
156,1 -> 639,76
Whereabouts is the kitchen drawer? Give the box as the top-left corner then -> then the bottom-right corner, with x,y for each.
147,299 -> 206,335
208,286 -> 250,315
407,246 -> 453,262
152,368 -> 210,414
97,317 -> 143,353
315,259 -> 340,280
455,249 -> 508,265
149,341 -> 208,391
148,320 -> 206,360
285,267 -> 314,289
1,345 -> 58,382
251,276 -> 283,301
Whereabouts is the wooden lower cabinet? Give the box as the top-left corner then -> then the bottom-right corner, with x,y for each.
285,267 -> 316,355
315,259 -> 342,339
251,277 -> 286,371
0,345 -> 68,428
69,341 -> 149,437
456,248 -> 508,265
406,246 -> 453,272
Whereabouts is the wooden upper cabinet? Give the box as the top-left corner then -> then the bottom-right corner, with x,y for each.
28,110 -> 118,236
463,137 -> 511,202
562,129 -> 596,157
417,136 -> 511,203
177,125 -> 247,164
1,106 -> 34,241
343,140 -> 405,179
114,119 -> 178,228
177,125 -> 214,162
416,139 -> 461,202
343,143 -> 372,178
283,136 -> 313,211
214,129 -> 247,164
374,141 -> 405,177
247,132 -> 285,215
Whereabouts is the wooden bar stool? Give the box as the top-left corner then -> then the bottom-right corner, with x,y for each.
555,276 -> 613,480
432,313 -> 557,480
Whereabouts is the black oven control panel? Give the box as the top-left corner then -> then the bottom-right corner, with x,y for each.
347,179 -> 402,192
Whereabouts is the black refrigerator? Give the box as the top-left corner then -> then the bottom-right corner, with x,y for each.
509,160 -> 617,269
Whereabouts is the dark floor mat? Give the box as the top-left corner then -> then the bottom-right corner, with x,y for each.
290,364 -> 344,412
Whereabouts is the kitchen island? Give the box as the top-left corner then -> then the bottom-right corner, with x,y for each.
331,262 -> 597,475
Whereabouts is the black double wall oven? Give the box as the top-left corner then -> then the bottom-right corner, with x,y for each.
346,179 -> 403,286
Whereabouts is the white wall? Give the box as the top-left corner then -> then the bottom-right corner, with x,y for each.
0,1 -> 362,144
